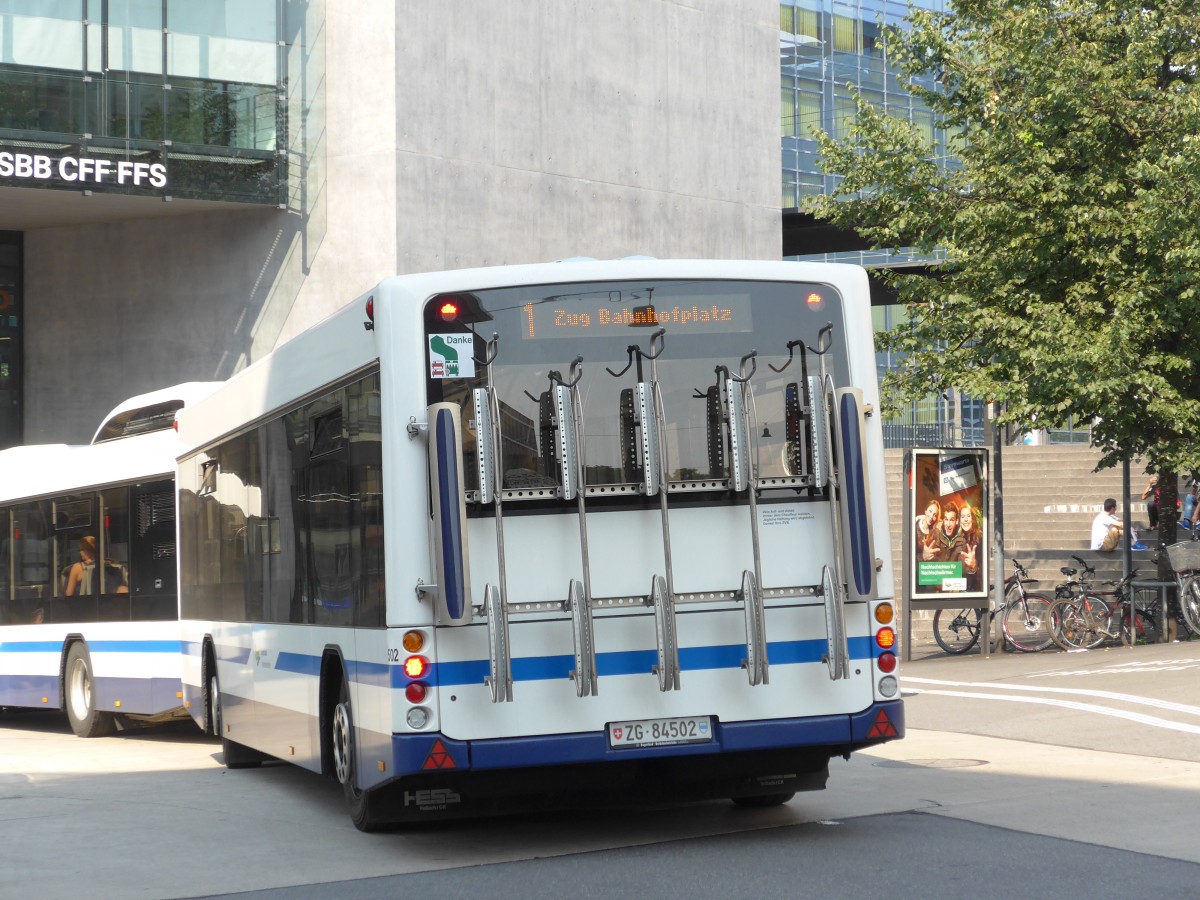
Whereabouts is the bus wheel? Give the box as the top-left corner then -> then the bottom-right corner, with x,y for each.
731,792 -> 795,809
332,678 -> 385,832
64,642 -> 116,738
208,672 -> 223,738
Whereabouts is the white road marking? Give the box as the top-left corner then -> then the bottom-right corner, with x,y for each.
904,676 -> 1200,717
904,688 -> 1200,735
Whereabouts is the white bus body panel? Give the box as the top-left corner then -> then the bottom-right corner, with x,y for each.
174,260 -> 898,794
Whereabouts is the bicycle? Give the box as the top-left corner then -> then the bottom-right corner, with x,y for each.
1164,538 -> 1200,637
931,559 -> 1056,654
1048,557 -> 1112,651
1049,561 -> 1158,649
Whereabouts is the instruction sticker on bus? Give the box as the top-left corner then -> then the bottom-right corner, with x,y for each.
428,334 -> 476,379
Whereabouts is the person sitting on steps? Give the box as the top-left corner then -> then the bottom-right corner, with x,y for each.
1091,498 -> 1146,552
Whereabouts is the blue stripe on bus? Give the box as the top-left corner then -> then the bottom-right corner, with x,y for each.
275,652 -> 321,676
0,641 -> 64,653
215,644 -> 252,665
350,659 -> 392,688
0,640 -> 179,653
427,637 -> 876,687
87,640 -> 181,653
195,637 -> 880,690
839,392 -> 873,596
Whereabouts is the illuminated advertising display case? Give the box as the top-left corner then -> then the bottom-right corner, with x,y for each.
906,448 -> 990,604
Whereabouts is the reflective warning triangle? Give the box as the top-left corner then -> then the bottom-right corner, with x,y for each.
866,710 -> 898,739
422,738 -> 457,769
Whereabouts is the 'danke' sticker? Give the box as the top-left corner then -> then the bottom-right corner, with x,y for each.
428,334 -> 476,379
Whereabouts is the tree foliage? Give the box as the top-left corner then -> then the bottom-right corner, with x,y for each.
806,0 -> 1200,471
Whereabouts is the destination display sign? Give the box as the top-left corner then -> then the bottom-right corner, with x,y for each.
519,293 -> 753,339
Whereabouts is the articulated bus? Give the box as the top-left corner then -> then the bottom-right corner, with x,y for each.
176,259 -> 901,830
0,383 -> 218,736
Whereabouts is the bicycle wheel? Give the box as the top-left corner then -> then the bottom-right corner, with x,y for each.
1119,605 -> 1159,647
1180,576 -> 1200,637
1050,596 -> 1111,651
932,608 -> 982,654
1003,592 -> 1055,652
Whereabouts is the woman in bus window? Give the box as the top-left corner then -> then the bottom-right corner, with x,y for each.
64,535 -> 97,596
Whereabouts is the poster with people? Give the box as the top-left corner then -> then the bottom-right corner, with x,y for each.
909,448 -> 989,601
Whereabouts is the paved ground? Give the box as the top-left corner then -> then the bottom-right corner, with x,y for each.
5,640 -> 1200,898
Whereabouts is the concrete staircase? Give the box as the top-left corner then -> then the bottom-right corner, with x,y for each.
882,445 -> 1158,604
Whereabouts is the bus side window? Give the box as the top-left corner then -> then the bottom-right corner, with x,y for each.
0,508 -> 12,624
13,500 -> 51,621
98,487 -> 133,621
130,480 -> 177,621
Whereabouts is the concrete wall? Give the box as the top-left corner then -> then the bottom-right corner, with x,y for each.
20,0 -> 780,443
385,0 -> 781,273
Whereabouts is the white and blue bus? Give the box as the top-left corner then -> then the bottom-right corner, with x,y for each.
0,383 -> 218,736
176,259 -> 901,830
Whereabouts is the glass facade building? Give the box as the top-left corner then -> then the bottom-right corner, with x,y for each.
780,0 -> 949,215
778,0 -> 988,447
0,1 -> 293,449
0,1 -> 284,203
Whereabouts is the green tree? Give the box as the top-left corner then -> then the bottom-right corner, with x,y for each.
806,0 -> 1200,476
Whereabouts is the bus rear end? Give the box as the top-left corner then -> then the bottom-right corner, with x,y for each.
372,261 -> 901,825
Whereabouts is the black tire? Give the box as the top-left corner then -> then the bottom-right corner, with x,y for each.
1119,606 -> 1159,647
208,671 -> 222,738
1050,596 -> 1111,650
64,642 -> 116,738
1180,577 -> 1200,637
332,676 -> 387,831
932,608 -> 982,654
731,792 -> 796,808
1003,593 -> 1055,652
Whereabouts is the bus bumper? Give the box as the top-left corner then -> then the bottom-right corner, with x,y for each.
364,700 -> 904,821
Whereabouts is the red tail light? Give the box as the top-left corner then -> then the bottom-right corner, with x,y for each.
405,683 -> 427,703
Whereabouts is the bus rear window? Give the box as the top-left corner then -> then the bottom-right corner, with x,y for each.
423,278 -> 846,496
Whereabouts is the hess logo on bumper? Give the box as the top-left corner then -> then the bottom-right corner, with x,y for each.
404,788 -> 462,809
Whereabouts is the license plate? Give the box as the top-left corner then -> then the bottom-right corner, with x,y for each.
607,715 -> 713,749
